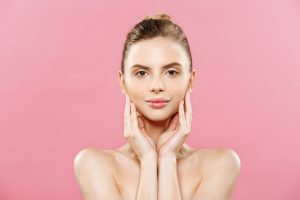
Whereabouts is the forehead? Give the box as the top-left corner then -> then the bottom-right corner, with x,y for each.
125,37 -> 189,70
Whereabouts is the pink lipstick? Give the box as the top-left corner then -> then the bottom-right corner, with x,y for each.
146,98 -> 170,109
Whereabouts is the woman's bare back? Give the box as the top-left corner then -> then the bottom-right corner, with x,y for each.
74,143 -> 239,200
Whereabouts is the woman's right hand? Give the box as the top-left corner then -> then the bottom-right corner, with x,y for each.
124,94 -> 157,160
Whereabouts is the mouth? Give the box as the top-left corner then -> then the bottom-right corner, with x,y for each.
147,100 -> 170,109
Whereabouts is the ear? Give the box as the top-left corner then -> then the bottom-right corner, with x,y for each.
118,70 -> 127,95
188,69 -> 196,93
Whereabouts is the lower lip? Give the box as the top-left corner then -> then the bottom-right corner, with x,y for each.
148,101 -> 169,108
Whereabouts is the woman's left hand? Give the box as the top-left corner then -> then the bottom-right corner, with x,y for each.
156,88 -> 192,158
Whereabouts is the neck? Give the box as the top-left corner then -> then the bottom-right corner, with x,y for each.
118,115 -> 194,159
142,116 -> 172,144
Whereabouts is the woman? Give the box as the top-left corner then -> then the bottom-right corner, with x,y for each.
74,13 -> 241,200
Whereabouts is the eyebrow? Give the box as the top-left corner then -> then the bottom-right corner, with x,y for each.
130,62 -> 182,70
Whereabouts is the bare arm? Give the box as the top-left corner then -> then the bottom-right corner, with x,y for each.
158,154 -> 182,200
135,154 -> 158,200
122,95 -> 158,199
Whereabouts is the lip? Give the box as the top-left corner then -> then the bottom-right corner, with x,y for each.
148,101 -> 169,109
146,98 -> 170,109
146,98 -> 170,103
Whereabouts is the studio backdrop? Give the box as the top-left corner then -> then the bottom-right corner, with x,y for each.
0,0 -> 299,199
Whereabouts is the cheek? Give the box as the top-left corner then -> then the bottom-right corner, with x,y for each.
125,82 -> 145,101
168,83 -> 188,98
167,77 -> 189,89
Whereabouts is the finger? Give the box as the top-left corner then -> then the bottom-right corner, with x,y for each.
132,103 -> 148,137
136,111 -> 144,128
136,113 -> 144,127
164,130 -> 188,153
179,100 -> 187,131
165,113 -> 179,132
136,111 -> 141,117
130,103 -> 139,133
137,115 -> 147,135
185,88 -> 192,128
124,94 -> 131,138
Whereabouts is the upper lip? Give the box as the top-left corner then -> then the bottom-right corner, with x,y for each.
146,98 -> 170,103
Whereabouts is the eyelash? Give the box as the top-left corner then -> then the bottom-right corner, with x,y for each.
135,70 -> 179,78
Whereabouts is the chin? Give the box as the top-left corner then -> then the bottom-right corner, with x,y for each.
138,109 -> 176,123
143,114 -> 169,122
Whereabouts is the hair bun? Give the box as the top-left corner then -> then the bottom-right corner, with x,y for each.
144,12 -> 172,21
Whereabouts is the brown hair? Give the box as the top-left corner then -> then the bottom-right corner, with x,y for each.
120,12 -> 193,74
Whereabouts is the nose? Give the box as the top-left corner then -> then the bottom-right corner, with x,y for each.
149,77 -> 165,93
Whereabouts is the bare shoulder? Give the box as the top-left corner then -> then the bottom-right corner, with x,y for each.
196,147 -> 241,173
73,147 -> 117,178
73,147 -> 122,200
197,148 -> 241,168
189,148 -> 241,199
73,147 -> 116,168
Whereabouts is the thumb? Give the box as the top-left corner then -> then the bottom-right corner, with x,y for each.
164,113 -> 179,132
137,115 -> 147,135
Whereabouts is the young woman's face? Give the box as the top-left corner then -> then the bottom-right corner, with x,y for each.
119,36 -> 195,122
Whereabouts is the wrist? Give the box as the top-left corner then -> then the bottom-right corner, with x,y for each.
158,153 -> 177,164
158,150 -> 177,158
140,152 -> 158,164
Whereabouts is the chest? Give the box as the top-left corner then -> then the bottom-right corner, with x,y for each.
115,157 -> 202,200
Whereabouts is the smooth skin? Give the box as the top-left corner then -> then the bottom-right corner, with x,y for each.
73,37 -> 241,200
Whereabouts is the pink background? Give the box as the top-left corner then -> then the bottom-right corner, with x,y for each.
1,0 -> 300,199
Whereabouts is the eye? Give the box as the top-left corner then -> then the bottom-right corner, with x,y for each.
135,70 -> 147,78
167,69 -> 179,77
